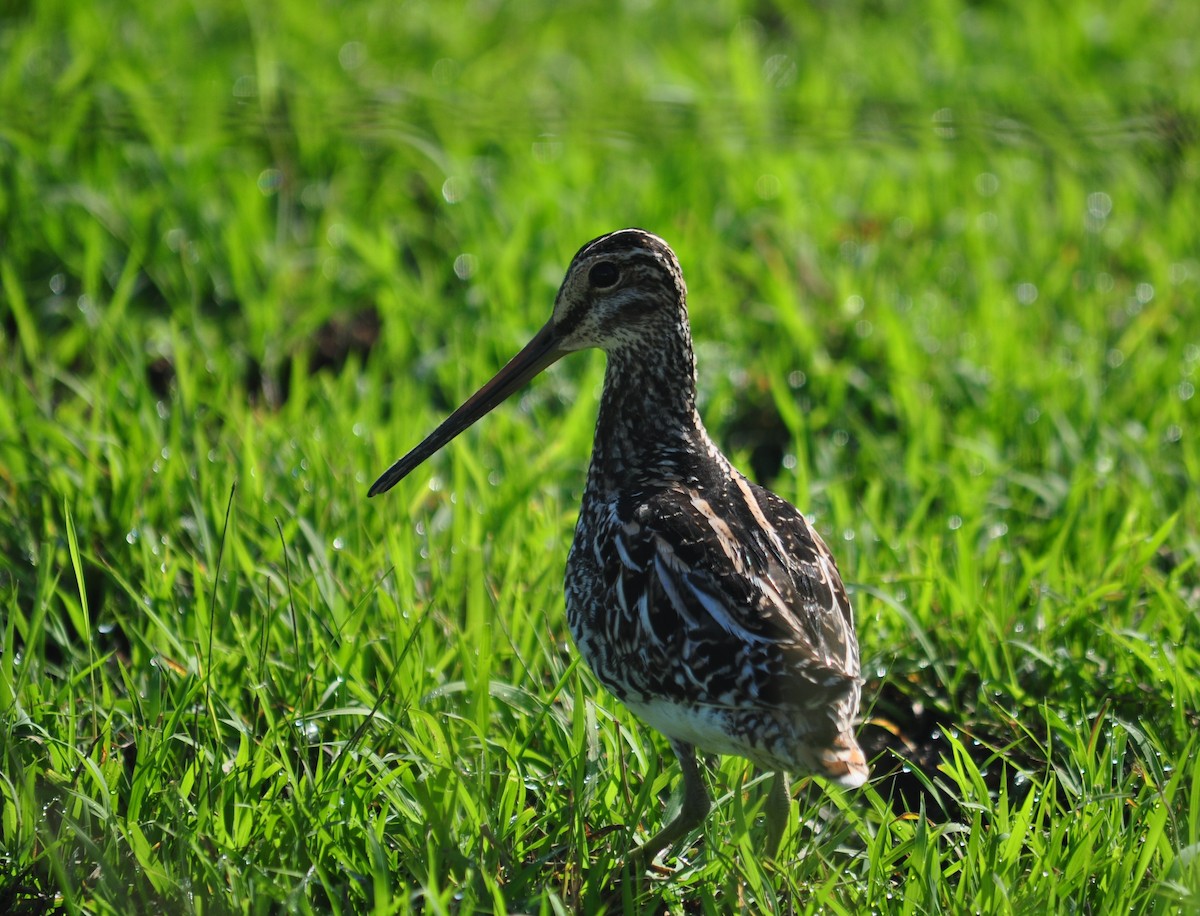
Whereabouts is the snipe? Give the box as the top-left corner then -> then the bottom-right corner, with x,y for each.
370,229 -> 867,864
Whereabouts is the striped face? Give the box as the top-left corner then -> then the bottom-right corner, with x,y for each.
549,229 -> 691,354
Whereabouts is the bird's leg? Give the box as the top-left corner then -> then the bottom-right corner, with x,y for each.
764,770 -> 791,856
628,739 -> 711,867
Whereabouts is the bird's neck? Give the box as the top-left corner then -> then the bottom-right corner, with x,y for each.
586,342 -> 721,491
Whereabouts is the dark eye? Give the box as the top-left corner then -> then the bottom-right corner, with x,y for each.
588,262 -> 619,288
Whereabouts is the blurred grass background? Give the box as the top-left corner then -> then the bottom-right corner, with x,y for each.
2,0 -> 1199,912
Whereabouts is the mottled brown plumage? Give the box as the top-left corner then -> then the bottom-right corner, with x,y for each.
370,229 -> 867,864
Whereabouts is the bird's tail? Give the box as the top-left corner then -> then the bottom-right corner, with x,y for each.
819,731 -> 869,788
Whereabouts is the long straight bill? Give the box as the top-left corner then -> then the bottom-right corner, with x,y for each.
368,321 -> 565,497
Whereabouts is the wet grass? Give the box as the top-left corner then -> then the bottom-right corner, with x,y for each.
2,0 -> 1200,912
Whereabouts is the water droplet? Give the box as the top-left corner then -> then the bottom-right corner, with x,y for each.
338,41 -> 366,71
1087,191 -> 1113,219
232,74 -> 256,98
257,168 -> 283,196
755,174 -> 781,200
453,253 -> 476,279
974,172 -> 1000,196
442,177 -> 465,204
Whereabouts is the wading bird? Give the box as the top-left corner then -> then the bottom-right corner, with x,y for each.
369,229 -> 867,864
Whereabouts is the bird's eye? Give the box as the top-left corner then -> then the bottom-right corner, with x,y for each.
588,262 -> 619,288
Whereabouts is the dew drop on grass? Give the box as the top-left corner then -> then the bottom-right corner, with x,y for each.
1087,191 -> 1113,220
338,40 -> 366,71
257,169 -> 282,196
332,537 -> 345,551
975,172 -> 1000,196
755,173 -> 781,199
126,529 -> 139,544
232,74 -> 255,98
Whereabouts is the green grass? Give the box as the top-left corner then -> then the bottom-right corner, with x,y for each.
2,0 -> 1199,912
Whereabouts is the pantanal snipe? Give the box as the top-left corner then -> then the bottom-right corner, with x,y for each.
369,229 -> 867,864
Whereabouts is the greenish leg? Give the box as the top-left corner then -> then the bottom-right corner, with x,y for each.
628,739 -> 711,868
764,770 -> 791,856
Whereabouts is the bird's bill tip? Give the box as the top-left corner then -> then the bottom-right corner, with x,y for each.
366,320 -> 565,498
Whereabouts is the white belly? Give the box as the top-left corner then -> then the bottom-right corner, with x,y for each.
622,696 -> 754,759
